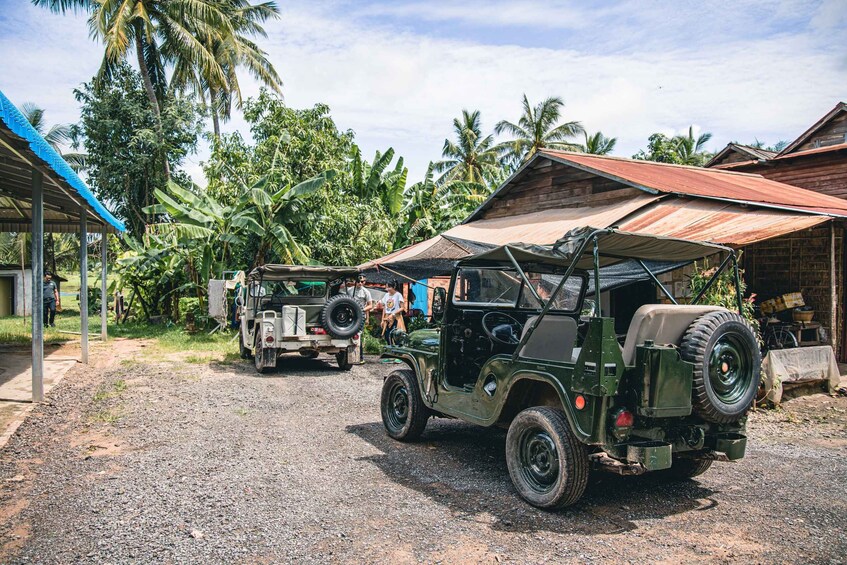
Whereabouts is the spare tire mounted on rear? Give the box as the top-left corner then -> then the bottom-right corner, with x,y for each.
680,310 -> 761,424
321,294 -> 365,339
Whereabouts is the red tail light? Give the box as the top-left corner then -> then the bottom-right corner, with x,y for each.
310,327 -> 327,335
265,335 -> 274,343
574,395 -> 586,410
614,410 -> 634,428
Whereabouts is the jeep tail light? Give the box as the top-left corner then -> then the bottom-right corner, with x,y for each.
265,335 -> 274,343
310,327 -> 327,335
574,395 -> 586,410
614,409 -> 634,428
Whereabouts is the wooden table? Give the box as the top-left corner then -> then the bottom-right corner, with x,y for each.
790,321 -> 822,346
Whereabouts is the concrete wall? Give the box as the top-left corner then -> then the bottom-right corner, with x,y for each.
0,268 -> 31,316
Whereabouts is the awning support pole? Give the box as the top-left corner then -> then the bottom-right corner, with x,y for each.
636,259 -> 677,305
31,169 -> 44,403
831,222 -> 838,353
80,212 -> 88,364
101,227 -> 108,342
593,237 -> 602,316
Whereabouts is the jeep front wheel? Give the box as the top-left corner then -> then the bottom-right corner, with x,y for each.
506,407 -> 589,509
381,369 -> 429,441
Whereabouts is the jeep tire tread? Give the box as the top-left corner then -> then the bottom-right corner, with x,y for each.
381,369 -> 429,441
680,310 -> 761,424
336,348 -> 353,371
506,407 -> 589,509
320,294 -> 365,339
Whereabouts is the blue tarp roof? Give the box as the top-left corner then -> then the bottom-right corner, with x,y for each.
0,89 -> 125,232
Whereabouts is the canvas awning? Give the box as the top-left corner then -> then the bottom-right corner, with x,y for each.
248,265 -> 359,281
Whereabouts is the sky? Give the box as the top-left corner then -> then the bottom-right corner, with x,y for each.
0,0 -> 846,187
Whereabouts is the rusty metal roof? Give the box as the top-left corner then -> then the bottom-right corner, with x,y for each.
619,197 -> 830,246
705,143 -> 778,168
541,150 -> 847,217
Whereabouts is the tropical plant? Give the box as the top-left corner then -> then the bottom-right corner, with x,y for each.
349,146 -> 407,216
577,131 -> 617,155
434,110 -> 503,187
495,94 -> 584,168
171,0 -> 283,138
673,126 -> 713,166
688,255 -> 759,339
633,133 -> 681,163
19,102 -> 87,171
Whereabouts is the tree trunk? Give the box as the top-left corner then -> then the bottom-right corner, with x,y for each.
133,29 -> 171,182
210,86 -> 221,140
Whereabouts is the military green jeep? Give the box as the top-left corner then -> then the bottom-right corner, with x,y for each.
379,227 -> 760,509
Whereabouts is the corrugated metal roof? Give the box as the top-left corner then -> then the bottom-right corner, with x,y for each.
444,195 -> 658,245
541,150 -> 847,217
619,197 -> 830,246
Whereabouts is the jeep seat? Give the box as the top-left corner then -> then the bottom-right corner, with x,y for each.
621,304 -> 727,365
518,315 -> 577,363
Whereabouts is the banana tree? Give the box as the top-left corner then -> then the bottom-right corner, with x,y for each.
350,145 -> 407,216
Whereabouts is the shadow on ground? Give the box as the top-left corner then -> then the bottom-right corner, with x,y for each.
347,419 -> 718,535
207,354 -> 354,378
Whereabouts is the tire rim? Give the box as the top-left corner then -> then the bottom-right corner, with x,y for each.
517,427 -> 559,493
384,380 -> 409,432
332,304 -> 355,329
709,332 -> 752,404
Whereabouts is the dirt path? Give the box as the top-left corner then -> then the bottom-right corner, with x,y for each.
0,349 -> 845,563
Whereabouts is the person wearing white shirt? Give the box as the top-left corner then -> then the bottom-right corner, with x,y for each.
379,281 -> 405,345
345,275 -> 373,363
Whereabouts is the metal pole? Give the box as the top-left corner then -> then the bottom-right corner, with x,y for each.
31,170 -> 44,403
637,259 -> 678,305
101,226 -> 108,341
831,222 -> 838,354
80,211 -> 88,364
593,237 -> 601,317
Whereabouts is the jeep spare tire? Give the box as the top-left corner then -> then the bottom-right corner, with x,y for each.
320,294 -> 365,339
680,310 -> 761,424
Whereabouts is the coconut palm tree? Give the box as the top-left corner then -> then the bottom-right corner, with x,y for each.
495,95 -> 584,167
578,131 -> 617,155
171,0 -> 282,139
34,0 -> 228,122
434,109 -> 503,188
673,126 -> 713,165
19,102 -> 87,172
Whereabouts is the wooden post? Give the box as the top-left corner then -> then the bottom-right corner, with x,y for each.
831,221 -> 838,355
31,170 -> 44,402
80,211 -> 88,364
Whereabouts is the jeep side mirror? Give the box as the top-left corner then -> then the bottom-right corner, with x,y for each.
432,287 -> 447,320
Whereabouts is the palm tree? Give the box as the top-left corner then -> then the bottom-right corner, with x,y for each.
434,110 -> 502,188
171,0 -> 282,139
578,131 -> 617,155
673,126 -> 713,166
19,102 -> 86,171
495,94 -> 584,167
33,0 -> 231,178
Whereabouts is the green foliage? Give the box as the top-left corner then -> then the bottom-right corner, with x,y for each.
364,332 -> 385,355
633,127 -> 713,166
578,131 -> 617,155
688,256 -> 759,334
73,63 -> 204,236
434,109 -> 503,188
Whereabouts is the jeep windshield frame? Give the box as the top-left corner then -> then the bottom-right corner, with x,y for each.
246,265 -> 359,318
458,227 -> 741,361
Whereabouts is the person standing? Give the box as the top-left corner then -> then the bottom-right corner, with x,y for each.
346,275 -> 373,364
379,281 -> 405,346
43,272 -> 60,328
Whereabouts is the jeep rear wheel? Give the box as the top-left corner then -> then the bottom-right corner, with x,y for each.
336,348 -> 352,371
239,328 -> 253,360
506,407 -> 589,509
680,311 -> 761,424
254,336 -> 274,374
381,369 -> 429,441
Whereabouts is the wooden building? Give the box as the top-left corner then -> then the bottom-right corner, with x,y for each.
707,102 -> 847,357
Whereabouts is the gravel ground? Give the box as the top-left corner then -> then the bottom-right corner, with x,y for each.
0,347 -> 846,564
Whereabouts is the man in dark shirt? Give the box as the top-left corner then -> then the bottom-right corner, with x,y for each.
42,272 -> 60,327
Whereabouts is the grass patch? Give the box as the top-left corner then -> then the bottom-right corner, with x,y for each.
90,409 -> 119,424
92,379 -> 127,403
234,407 -> 249,417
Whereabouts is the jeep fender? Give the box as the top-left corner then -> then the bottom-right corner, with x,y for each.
497,372 -> 591,443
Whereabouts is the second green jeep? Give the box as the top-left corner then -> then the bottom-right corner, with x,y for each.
380,227 -> 760,509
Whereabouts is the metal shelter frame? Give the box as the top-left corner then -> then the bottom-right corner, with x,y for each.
0,90 -> 125,402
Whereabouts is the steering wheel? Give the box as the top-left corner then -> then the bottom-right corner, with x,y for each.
481,312 -> 524,346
